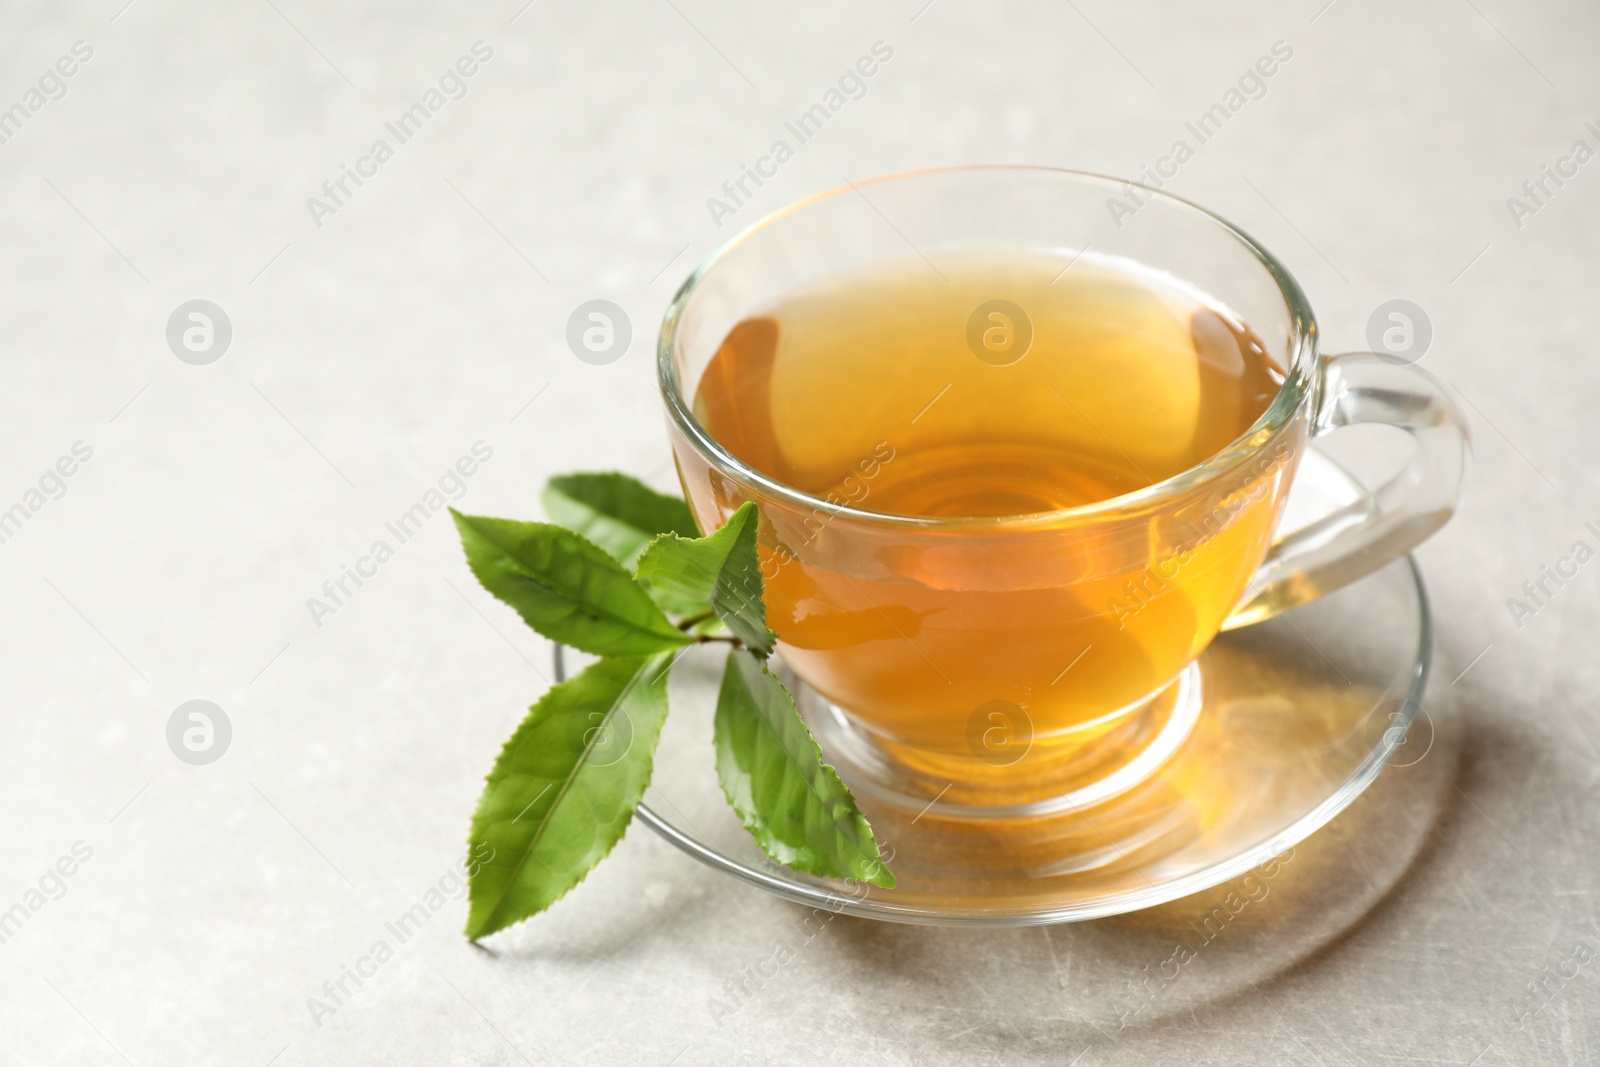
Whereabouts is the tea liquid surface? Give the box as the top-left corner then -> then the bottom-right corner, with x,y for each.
687,250 -> 1290,757
693,252 -> 1282,520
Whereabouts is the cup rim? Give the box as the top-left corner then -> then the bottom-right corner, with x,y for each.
657,165 -> 1319,529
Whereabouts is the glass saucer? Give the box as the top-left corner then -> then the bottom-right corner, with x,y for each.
631,447 -> 1432,926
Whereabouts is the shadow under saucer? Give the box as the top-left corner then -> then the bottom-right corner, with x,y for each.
807,696 -> 1458,1046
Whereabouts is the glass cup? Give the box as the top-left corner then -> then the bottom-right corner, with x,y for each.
658,167 -> 1468,812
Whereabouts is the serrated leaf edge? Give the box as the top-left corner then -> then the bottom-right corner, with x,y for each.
542,473 -> 699,565
634,503 -> 775,655
714,650 -> 895,889
466,652 -> 674,938
450,509 -> 690,649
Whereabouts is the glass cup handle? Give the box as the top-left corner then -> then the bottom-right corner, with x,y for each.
1223,352 -> 1472,630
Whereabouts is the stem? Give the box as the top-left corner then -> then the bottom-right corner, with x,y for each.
676,609 -> 716,632
695,635 -> 741,647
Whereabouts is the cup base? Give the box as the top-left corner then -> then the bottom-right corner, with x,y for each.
791,663 -> 1205,819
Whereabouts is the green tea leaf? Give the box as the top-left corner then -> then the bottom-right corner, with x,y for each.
635,501 -> 775,656
465,653 -> 674,938
452,510 -> 690,656
542,473 -> 699,567
713,649 -> 895,888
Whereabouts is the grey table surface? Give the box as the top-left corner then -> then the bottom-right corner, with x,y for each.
2,0 -> 1597,1064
